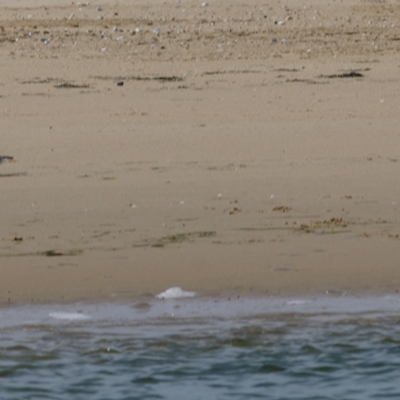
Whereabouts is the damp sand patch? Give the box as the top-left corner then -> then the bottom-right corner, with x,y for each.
0,249 -> 83,257
238,217 -> 399,237
292,218 -> 353,234
238,218 -> 353,235
319,71 -> 364,79
54,82 -> 91,89
92,75 -> 184,83
19,77 -> 91,89
134,231 -> 216,248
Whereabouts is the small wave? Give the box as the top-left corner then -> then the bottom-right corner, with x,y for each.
49,312 -> 91,321
286,300 -> 311,306
156,287 -> 196,299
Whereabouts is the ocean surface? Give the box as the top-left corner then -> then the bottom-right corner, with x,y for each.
1,294 -> 400,399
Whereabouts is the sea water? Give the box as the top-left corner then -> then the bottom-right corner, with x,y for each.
1,295 -> 400,399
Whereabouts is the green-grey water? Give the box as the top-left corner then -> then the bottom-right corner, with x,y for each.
1,295 -> 400,399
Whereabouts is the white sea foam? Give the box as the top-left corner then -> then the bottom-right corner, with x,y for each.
49,312 -> 91,321
286,300 -> 311,306
156,287 -> 196,299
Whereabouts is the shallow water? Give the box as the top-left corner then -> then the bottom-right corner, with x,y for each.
1,295 -> 400,399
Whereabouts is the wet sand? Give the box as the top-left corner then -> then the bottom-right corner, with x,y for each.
1,0 -> 400,304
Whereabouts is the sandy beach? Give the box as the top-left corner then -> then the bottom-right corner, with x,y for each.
1,0 -> 400,304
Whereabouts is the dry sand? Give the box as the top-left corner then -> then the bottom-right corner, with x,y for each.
1,0 -> 400,304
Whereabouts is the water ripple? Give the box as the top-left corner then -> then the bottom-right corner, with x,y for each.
1,297 -> 400,399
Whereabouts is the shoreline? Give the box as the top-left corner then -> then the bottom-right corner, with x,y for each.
2,293 -> 400,320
